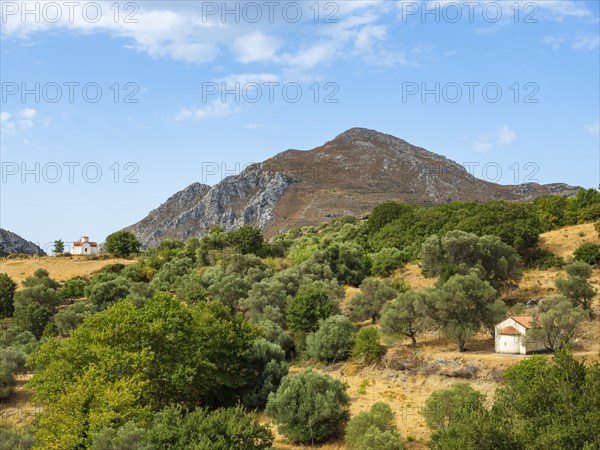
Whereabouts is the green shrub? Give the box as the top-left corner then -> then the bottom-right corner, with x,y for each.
91,421 -> 151,450
57,276 -> 89,301
573,243 -> 600,266
352,327 -> 382,363
370,247 -> 409,277
349,278 -> 398,323
0,426 -> 34,450
286,282 -> 340,335
0,273 -> 17,318
345,402 -> 405,450
266,369 -> 350,444
306,315 -> 356,362
53,301 -> 98,337
91,405 -> 273,450
0,358 -> 15,398
241,338 -> 288,408
526,249 -> 564,269
595,220 -> 600,238
422,382 -> 485,432
105,231 -> 141,257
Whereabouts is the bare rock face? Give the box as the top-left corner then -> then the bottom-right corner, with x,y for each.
0,229 -> 46,256
125,128 -> 581,247
125,167 -> 298,247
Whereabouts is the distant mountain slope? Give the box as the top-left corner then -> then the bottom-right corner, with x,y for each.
0,229 -> 46,256
126,128 -> 581,247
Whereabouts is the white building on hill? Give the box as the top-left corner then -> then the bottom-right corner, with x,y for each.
71,236 -> 99,255
495,315 -> 545,355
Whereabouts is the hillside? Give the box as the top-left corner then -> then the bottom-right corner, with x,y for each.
2,222 -> 598,450
125,128 -> 581,247
0,256 -> 137,287
0,229 -> 46,257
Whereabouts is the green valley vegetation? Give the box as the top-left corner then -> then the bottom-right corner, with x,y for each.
0,188 -> 598,448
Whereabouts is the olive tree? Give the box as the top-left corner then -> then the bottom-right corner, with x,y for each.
306,315 -> 356,362
380,290 -> 431,348
266,370 -> 350,444
421,230 -> 522,291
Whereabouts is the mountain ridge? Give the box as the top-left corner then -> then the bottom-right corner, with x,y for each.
125,128 -> 581,247
0,229 -> 47,257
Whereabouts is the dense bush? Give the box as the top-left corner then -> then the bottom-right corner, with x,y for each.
352,326 -> 382,363
22,269 -> 60,290
13,300 -> 56,339
226,226 -> 265,255
90,405 -> 273,450
423,350 -> 600,449
0,426 -> 34,450
239,279 -> 288,325
241,338 -> 288,408
369,201 -> 541,258
86,277 -> 132,308
370,247 -> 409,276
573,242 -> 600,266
27,294 -> 265,448
526,248 -> 564,269
345,402 -> 405,450
52,301 -> 98,337
423,382 -> 485,432
306,315 -> 356,362
421,230 -> 522,291
285,282 -> 340,335
349,278 -> 399,323
0,273 -> 17,318
57,276 -> 89,301
105,230 -> 141,257
0,358 -> 15,398
149,257 -> 194,291
266,370 -> 350,444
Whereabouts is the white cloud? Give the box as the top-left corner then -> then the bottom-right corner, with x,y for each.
218,73 -> 279,86
354,25 -> 387,51
17,108 -> 37,120
473,125 -> 517,152
573,35 -> 600,50
174,101 -> 234,122
0,1 -> 422,75
1,108 -> 38,134
497,125 -> 517,145
537,1 -> 592,19
542,35 -> 566,50
233,32 -> 281,63
544,34 -> 599,51
473,140 -> 493,153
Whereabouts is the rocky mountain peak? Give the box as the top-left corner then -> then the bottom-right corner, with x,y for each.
125,128 -> 582,247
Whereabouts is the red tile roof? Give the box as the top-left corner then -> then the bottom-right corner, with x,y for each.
511,316 -> 535,329
73,242 -> 98,247
499,326 -> 520,336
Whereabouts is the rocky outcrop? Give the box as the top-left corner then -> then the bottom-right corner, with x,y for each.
125,167 -> 298,247
126,128 -> 582,247
0,229 -> 46,256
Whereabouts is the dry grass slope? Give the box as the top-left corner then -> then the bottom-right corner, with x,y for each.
0,256 -> 138,287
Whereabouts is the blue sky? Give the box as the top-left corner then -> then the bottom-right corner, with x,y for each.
1,0 -> 599,251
